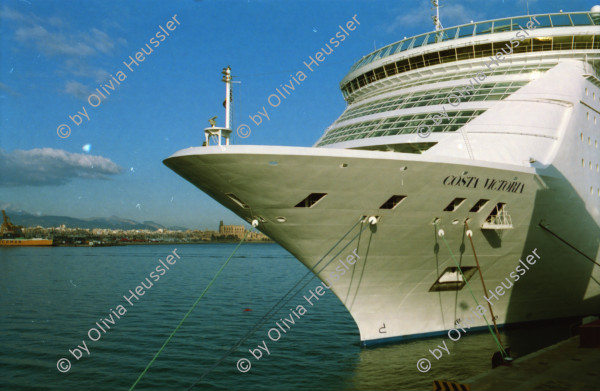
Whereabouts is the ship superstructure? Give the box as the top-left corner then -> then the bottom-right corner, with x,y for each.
165,9 -> 600,345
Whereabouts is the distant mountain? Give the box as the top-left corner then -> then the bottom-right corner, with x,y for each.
167,225 -> 190,231
2,209 -> 182,231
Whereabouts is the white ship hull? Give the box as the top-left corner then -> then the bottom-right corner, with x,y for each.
165,10 -> 600,345
164,145 -> 600,345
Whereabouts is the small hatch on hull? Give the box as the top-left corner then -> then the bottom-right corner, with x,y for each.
294,193 -> 327,208
429,267 -> 477,292
226,193 -> 250,209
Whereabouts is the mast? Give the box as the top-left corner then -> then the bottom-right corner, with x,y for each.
431,0 -> 443,31
204,67 -> 233,146
222,66 -> 232,129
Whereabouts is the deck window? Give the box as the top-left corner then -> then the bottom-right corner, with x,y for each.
475,22 -> 493,35
551,14 -> 572,27
571,13 -> 592,26
457,24 -> 474,38
493,19 -> 512,33
441,27 -> 458,41
412,34 -> 427,48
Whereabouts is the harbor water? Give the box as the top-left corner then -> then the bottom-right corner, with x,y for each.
0,244 -> 575,390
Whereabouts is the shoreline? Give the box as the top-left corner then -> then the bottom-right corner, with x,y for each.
49,240 -> 274,247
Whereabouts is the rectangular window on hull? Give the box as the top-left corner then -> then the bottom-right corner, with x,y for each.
443,198 -> 466,212
469,199 -> 489,213
379,195 -> 407,209
429,267 -> 478,292
294,193 -> 327,208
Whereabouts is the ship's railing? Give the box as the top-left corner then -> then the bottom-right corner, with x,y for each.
204,127 -> 231,146
342,34 -> 600,101
349,12 -> 599,74
482,204 -> 513,230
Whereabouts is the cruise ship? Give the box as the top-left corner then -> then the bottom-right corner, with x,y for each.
164,7 -> 600,346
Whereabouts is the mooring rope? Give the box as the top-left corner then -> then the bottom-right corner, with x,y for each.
129,228 -> 253,390
464,221 -> 504,347
538,222 -> 599,267
186,217 -> 372,390
436,224 -> 507,357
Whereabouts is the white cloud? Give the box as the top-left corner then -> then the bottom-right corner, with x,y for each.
1,6 -> 124,85
440,3 -> 487,27
0,148 -> 122,186
385,3 -> 487,34
63,81 -> 90,99
63,58 -> 110,82
15,25 -> 96,57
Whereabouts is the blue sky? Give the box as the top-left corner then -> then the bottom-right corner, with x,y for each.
0,0 -> 596,229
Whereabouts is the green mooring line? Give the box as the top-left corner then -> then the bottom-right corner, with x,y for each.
438,228 -> 507,357
129,229 -> 252,390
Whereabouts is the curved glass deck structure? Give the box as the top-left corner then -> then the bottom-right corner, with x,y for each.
315,11 -> 600,149
349,12 -> 599,73
340,12 -> 600,100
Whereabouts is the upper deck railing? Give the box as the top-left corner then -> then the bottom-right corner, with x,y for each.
349,12 -> 600,74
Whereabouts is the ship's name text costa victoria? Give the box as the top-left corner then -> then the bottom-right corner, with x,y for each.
442,175 -> 524,193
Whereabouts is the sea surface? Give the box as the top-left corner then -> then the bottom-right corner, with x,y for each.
0,244 -> 575,390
